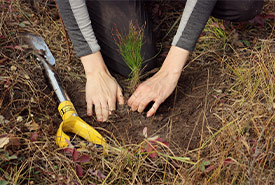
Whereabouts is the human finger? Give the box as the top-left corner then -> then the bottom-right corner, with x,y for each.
128,92 -> 137,107
137,95 -> 153,113
101,100 -> 109,122
146,101 -> 161,117
130,95 -> 141,111
86,100 -> 93,116
108,97 -> 116,113
117,87 -> 125,105
94,101 -> 103,122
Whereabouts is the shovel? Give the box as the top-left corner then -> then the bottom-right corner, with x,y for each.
21,33 -> 106,149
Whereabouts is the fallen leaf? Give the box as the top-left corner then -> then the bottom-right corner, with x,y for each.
161,141 -> 169,147
5,153 -> 17,160
75,154 -> 90,163
30,132 -> 38,142
18,21 -> 30,28
0,180 -> 8,185
63,148 -> 74,155
25,121 -> 40,131
72,148 -> 79,162
149,152 -> 157,158
223,158 -> 235,166
240,40 -> 250,47
71,180 -> 81,185
76,164 -> 83,177
0,136 -> 9,148
265,14 -> 275,19
9,137 -> 21,146
24,74 -> 30,80
88,169 -> 106,180
18,22 -> 25,27
205,165 -> 217,173
199,161 -> 211,172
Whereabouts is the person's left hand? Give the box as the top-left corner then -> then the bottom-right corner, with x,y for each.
128,46 -> 190,117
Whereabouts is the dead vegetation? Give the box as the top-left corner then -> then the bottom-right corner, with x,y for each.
0,0 -> 274,184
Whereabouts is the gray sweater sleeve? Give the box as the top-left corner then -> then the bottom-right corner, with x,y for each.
56,0 -> 100,58
172,0 -> 217,52
56,0 -> 217,58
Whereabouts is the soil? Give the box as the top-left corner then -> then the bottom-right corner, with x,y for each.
67,60 -> 223,153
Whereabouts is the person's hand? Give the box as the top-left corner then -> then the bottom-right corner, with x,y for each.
128,46 -> 189,117
81,51 -> 124,122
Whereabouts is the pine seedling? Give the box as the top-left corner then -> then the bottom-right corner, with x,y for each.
113,21 -> 144,92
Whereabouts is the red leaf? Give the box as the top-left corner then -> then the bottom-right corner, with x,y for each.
156,137 -> 163,142
223,158 -> 235,166
76,164 -> 83,177
265,14 -> 275,19
149,152 -> 157,158
205,165 -> 217,173
72,148 -> 79,162
63,148 -> 74,155
76,154 -> 90,163
145,143 -> 153,153
162,141 -> 169,147
30,132 -> 38,142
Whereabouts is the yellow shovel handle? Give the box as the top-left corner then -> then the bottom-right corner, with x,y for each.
56,101 -> 106,149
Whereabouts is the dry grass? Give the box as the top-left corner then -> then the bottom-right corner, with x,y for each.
0,0 -> 274,184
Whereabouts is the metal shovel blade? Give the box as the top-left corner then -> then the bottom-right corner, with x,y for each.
20,33 -> 56,65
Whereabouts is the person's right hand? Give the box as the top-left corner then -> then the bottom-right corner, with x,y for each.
81,52 -> 124,122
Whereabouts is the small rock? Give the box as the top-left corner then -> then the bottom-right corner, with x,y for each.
214,89 -> 222,94
30,97 -> 35,103
10,65 -> 17,71
16,116 -> 23,122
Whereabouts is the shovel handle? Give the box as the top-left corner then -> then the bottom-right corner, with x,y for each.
56,101 -> 106,149
36,55 -> 69,103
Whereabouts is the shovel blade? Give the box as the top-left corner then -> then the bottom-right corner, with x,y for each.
21,33 -> 55,65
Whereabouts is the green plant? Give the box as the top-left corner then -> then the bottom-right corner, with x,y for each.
113,21 -> 144,91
